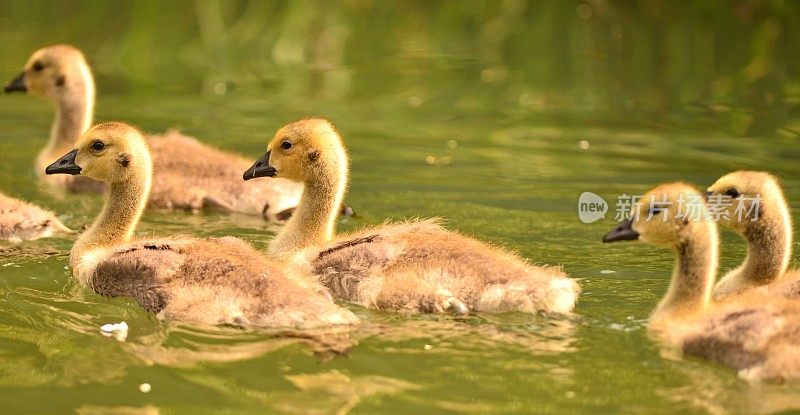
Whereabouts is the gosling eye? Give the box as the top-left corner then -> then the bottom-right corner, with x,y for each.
91,140 -> 106,152
280,139 -> 293,150
32,61 -> 44,72
647,202 -> 669,217
725,188 -> 740,198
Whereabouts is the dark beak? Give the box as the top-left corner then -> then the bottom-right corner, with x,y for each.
3,72 -> 27,93
45,149 -> 81,175
243,151 -> 276,180
704,191 -> 712,201
602,218 -> 640,243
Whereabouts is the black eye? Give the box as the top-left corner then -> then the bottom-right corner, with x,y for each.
648,202 -> 668,217
725,188 -> 740,198
32,61 -> 44,72
91,141 -> 105,151
280,140 -> 292,150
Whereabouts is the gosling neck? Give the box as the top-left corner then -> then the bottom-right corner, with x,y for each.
738,196 -> 792,285
72,167 -> 151,260
38,70 -> 95,173
269,156 -> 347,257
654,221 -> 719,322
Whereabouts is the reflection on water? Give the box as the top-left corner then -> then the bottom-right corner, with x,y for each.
279,370 -> 418,415
2,0 -> 800,414
664,363 -> 800,415
0,265 -> 580,412
0,277 -> 580,412
76,405 -> 160,415
121,325 -> 314,368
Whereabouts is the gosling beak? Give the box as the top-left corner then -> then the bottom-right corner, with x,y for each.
704,191 -> 712,201
243,151 -> 276,180
3,72 -> 27,93
602,218 -> 640,243
45,149 -> 81,175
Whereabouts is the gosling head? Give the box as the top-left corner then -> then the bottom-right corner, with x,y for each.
603,183 -> 713,248
243,118 -> 346,183
706,171 -> 786,233
45,122 -> 150,184
3,44 -> 91,99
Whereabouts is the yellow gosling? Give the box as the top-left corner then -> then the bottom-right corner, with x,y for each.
604,182 -> 800,381
244,118 -> 580,315
5,44 -> 301,221
0,192 -> 72,242
46,121 -> 358,328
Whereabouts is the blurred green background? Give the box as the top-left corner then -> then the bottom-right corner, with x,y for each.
1,1 -> 800,414
2,0 -> 799,135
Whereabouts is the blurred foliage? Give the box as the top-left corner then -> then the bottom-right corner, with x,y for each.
1,0 -> 799,136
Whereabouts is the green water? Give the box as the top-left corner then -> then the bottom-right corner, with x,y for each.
2,1 -> 800,413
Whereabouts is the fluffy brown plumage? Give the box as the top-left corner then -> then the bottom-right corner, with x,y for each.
310,220 -> 576,313
90,236 -> 357,327
147,130 -> 300,220
244,119 -> 579,314
51,122 -> 357,328
680,293 -> 800,381
0,192 -> 72,241
5,44 -> 301,221
604,182 -> 800,381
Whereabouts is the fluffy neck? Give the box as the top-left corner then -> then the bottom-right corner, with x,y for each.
38,68 -> 94,173
71,166 -> 151,270
269,153 -> 347,257
653,222 -> 719,323
738,195 -> 793,285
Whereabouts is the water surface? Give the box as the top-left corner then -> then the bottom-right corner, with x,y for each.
1,1 -> 800,414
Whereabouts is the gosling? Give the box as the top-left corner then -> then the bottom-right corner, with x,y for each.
4,44 -> 301,221
243,118 -> 579,315
603,182 -> 800,381
0,192 -> 72,242
706,171 -> 798,299
45,121 -> 358,328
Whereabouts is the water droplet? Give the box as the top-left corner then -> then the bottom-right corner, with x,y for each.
610,24 -> 624,40
481,69 -> 494,83
576,3 -> 592,20
213,82 -> 227,95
